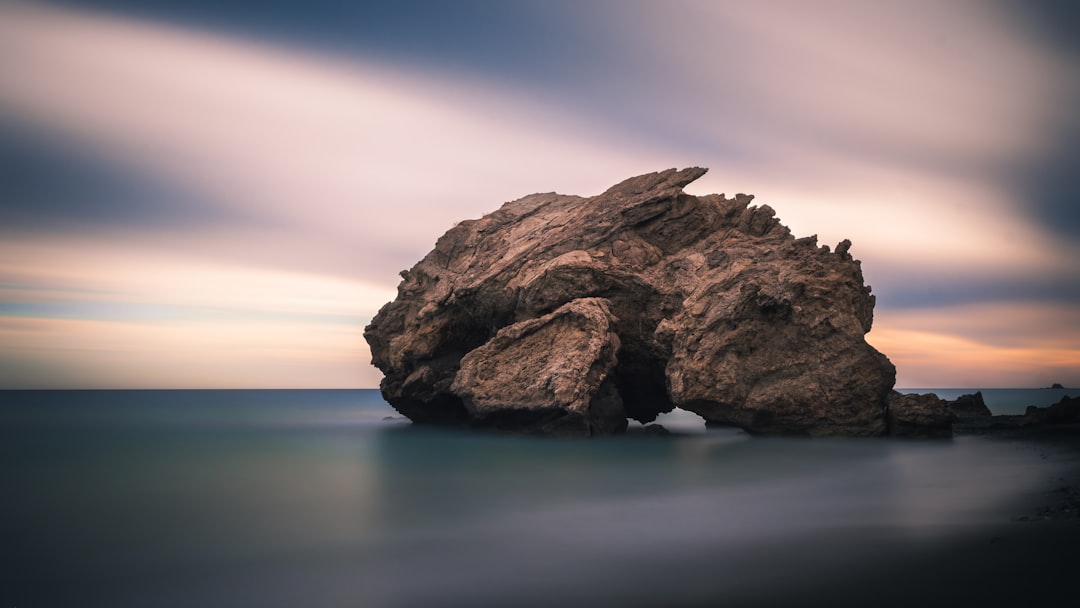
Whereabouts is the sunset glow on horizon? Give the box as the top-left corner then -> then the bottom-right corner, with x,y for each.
1,0 -> 1077,389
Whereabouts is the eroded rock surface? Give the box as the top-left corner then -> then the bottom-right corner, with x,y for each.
365,168 -> 905,436
451,298 -> 625,436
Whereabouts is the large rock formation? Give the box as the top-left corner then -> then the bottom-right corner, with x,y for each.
365,168 -> 921,437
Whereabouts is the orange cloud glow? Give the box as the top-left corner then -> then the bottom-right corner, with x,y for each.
0,315 -> 379,389
870,302 -> 1080,387
0,239 -> 391,388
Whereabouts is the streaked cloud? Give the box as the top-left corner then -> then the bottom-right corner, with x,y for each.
0,238 -> 394,318
0,315 -> 378,389
0,1 -> 1075,387
0,238 -> 391,388
0,2 -> 669,280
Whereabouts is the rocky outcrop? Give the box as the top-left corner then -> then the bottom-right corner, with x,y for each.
1024,395 -> 1080,425
947,392 -> 992,417
886,392 -> 953,438
365,168 -> 905,437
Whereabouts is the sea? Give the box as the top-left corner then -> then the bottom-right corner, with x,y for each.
1,388 -> 1075,608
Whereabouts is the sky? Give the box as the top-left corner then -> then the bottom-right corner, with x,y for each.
0,0 -> 1077,389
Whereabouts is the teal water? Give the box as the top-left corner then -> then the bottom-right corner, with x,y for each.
0,389 -> 1074,607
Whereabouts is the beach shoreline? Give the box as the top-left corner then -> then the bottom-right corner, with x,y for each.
957,421 -> 1080,521
781,422 -> 1080,608
662,423 -> 1080,608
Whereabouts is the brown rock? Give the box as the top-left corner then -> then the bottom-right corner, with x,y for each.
365,168 -> 906,436
450,298 -> 625,436
886,391 -> 954,438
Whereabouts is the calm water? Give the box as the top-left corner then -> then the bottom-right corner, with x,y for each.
1,389 -> 1074,607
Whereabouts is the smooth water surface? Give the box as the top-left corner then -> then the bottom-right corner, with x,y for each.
1,389 -> 1070,607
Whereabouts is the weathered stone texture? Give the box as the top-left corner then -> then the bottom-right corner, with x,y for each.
365,168 -> 914,436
